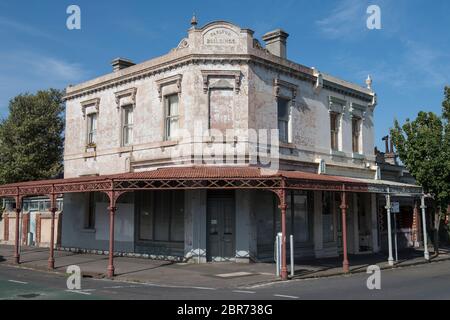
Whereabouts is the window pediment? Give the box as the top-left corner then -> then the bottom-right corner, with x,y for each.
328,96 -> 346,114
81,98 -> 100,118
115,87 -> 137,110
156,74 -> 182,100
274,78 -> 298,102
350,102 -> 367,120
201,70 -> 241,94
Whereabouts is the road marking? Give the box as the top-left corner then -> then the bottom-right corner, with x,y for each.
96,278 -> 217,292
259,272 -> 275,276
191,287 -> 216,290
8,280 -> 28,284
103,285 -> 141,289
233,290 -> 255,294
65,289 -> 93,295
216,272 -> 253,278
142,282 -> 216,291
274,294 -> 299,299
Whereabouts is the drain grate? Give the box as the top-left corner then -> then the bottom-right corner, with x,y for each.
17,293 -> 40,299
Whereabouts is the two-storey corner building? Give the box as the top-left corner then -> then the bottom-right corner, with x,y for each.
0,19 -> 427,279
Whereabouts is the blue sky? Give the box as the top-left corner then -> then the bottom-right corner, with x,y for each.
0,0 -> 449,148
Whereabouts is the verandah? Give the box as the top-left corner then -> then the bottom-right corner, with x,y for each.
0,166 -> 426,280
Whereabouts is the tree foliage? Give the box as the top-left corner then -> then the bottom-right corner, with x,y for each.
391,87 -> 450,251
0,89 -> 65,184
391,87 -> 450,214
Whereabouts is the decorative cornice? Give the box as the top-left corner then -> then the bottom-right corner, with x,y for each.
323,80 -> 373,103
63,54 -> 315,101
63,53 -> 372,103
81,98 -> 100,118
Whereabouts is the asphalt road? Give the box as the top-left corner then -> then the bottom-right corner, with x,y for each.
0,259 -> 450,300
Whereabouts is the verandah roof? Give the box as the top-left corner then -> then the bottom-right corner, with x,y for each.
0,166 -> 422,198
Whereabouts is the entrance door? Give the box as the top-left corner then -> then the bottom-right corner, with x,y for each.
207,192 -> 235,262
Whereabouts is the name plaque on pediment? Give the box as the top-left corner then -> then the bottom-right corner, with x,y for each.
203,27 -> 238,46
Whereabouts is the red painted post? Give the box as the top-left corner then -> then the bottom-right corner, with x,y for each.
107,205 -> 116,278
14,195 -> 21,264
278,189 -> 288,281
48,194 -> 57,270
340,191 -> 349,273
14,207 -> 21,264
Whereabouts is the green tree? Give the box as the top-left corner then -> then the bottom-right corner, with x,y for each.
0,89 -> 65,184
391,87 -> 450,255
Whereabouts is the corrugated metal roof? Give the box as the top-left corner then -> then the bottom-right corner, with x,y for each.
0,166 -> 420,195
0,166 -> 357,188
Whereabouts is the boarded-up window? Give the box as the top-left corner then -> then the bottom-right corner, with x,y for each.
209,88 -> 234,131
85,193 -> 96,230
139,192 -> 154,240
138,190 -> 184,242
322,191 -> 335,243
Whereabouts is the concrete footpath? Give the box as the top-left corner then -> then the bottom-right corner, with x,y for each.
0,245 -> 448,289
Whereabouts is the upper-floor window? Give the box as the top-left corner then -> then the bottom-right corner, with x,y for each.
165,94 -> 179,140
87,113 -> 97,145
352,117 -> 362,154
330,112 -> 339,151
277,98 -> 290,143
122,105 -> 133,146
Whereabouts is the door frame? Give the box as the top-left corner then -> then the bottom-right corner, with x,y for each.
206,191 -> 236,262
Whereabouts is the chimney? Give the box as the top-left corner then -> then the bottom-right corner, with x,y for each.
262,29 -> 289,59
111,58 -> 135,72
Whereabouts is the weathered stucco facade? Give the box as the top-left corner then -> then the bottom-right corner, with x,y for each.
60,20 -> 382,262
64,21 -> 376,178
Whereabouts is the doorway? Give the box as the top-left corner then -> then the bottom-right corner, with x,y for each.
207,191 -> 235,262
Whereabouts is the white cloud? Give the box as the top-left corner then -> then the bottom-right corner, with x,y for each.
315,0 -> 368,39
0,52 -> 89,115
402,40 -> 449,87
0,16 -> 58,41
328,38 -> 450,92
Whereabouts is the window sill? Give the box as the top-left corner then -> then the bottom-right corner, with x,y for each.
119,145 -> 133,153
81,228 -> 96,233
352,153 -> 365,160
160,140 -> 178,148
279,142 -> 295,149
330,149 -> 345,157
83,151 -> 96,159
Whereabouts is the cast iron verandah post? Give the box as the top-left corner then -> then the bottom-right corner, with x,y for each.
273,179 -> 288,281
340,188 -> 349,273
14,194 -> 22,264
48,191 -> 57,270
107,204 -> 117,278
106,183 -> 123,279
